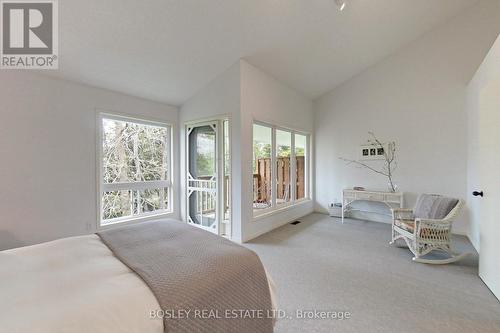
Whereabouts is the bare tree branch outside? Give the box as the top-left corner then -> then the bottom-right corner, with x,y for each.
102,118 -> 169,221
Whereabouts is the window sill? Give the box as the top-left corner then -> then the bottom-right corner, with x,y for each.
252,199 -> 312,222
98,211 -> 176,231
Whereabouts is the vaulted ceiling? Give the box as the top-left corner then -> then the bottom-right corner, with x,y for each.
47,0 -> 478,105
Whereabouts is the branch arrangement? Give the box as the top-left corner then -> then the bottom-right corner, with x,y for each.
340,132 -> 398,192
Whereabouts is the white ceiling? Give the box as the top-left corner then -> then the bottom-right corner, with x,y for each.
47,0 -> 478,105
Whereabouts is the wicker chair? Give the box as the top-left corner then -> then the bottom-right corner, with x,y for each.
390,194 -> 470,264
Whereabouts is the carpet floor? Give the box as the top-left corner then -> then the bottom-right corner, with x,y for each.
244,213 -> 500,333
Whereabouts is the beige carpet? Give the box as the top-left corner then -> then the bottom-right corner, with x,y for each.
244,213 -> 500,333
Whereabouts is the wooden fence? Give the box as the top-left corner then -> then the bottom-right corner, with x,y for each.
193,155 -> 305,216
253,156 -> 305,203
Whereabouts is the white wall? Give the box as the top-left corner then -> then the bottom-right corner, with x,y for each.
0,71 -> 179,250
180,62 -> 243,240
466,34 -> 500,251
314,0 -> 500,235
180,60 -> 314,242
240,60 -> 314,241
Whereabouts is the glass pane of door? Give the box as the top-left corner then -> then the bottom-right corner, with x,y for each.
187,124 -> 218,232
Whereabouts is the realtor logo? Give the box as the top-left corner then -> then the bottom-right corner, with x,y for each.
1,0 -> 58,69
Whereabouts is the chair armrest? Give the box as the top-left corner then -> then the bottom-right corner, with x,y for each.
415,217 -> 452,225
413,200 -> 463,239
391,208 -> 414,221
414,218 -> 452,238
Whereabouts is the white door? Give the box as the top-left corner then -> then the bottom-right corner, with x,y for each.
186,122 -> 219,234
185,120 -> 231,238
478,76 -> 500,300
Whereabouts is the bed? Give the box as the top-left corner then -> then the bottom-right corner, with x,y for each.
0,219 -> 276,333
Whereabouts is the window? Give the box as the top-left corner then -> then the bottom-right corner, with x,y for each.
253,122 -> 310,216
295,133 -> 307,200
99,114 -> 172,225
276,130 -> 292,206
253,124 -> 272,211
223,119 -> 231,236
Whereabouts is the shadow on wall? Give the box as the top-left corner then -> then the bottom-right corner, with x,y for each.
0,231 -> 25,251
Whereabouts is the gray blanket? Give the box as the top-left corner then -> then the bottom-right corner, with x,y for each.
97,219 -> 273,333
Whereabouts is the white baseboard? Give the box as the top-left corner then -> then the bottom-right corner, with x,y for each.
243,202 -> 314,242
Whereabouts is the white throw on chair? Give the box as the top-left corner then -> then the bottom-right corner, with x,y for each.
390,194 -> 470,264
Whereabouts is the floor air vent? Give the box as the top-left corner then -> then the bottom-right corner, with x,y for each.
290,221 -> 301,225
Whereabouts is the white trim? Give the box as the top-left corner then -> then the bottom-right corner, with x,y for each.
302,133 -> 311,201
246,200 -> 314,242
223,119 -> 233,239
96,111 -> 173,229
271,126 -> 277,208
99,211 -> 176,230
184,113 -> 232,126
275,127 -> 293,207
102,180 -> 171,192
168,122 -> 175,214
290,132 -> 296,203
99,111 -> 172,128
96,110 -> 103,227
253,199 -> 313,221
253,119 -> 310,136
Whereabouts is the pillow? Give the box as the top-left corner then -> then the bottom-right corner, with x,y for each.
414,194 -> 459,220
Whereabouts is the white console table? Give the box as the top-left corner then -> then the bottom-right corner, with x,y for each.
341,189 -> 404,224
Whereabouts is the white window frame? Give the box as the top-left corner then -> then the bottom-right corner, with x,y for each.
252,121 -> 311,218
97,112 -> 174,228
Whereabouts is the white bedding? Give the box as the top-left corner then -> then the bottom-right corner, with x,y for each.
0,235 -> 163,333
0,234 -> 276,333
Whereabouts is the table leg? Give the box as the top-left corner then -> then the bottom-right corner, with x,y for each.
341,199 -> 345,224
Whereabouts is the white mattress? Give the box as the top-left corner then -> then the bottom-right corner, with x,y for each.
0,234 -> 276,333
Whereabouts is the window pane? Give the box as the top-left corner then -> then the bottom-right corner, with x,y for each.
102,118 -> 168,183
276,130 -> 292,205
253,124 -> 272,211
135,188 -> 169,214
222,120 -> 231,237
101,116 -> 171,225
137,125 -> 169,182
295,134 -> 307,200
191,126 -> 216,177
102,190 -> 132,221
